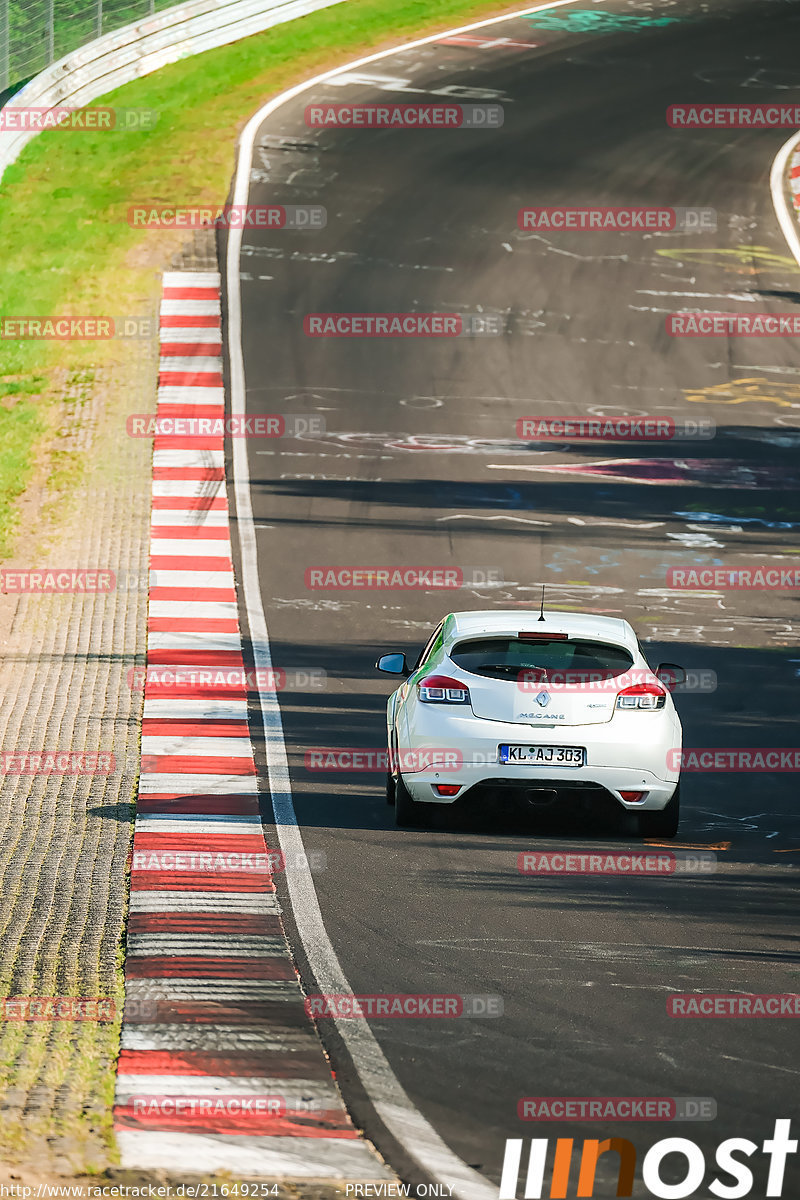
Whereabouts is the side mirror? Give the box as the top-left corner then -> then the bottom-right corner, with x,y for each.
376,652 -> 409,676
656,663 -> 686,691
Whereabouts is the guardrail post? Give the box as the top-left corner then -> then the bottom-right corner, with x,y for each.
47,0 -> 55,64
96,0 -> 103,38
0,0 -> 9,92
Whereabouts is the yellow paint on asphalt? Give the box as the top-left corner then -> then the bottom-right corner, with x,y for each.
684,378 -> 800,408
656,244 -> 796,272
645,841 -> 731,850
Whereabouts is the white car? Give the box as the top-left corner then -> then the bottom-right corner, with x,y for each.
377,609 -> 683,837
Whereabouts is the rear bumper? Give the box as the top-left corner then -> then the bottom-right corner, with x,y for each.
395,705 -> 680,810
401,763 -> 679,811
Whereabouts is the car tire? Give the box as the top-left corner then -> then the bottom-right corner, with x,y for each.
386,769 -> 395,805
395,773 -> 427,828
638,784 -> 680,839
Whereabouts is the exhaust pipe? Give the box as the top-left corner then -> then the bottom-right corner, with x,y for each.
525,788 -> 558,807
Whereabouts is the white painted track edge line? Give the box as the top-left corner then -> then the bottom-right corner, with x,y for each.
770,132 -> 800,269
225,2 -> 598,1195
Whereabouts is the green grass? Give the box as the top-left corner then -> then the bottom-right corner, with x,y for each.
0,378 -> 46,554
0,0 -> 511,562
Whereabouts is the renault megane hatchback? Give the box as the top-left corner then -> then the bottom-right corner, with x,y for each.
377,609 -> 683,836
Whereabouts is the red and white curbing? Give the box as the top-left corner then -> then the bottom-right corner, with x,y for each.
114,271 -> 390,1179
791,147 -> 800,214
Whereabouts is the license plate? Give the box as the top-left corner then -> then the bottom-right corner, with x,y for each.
499,744 -> 585,766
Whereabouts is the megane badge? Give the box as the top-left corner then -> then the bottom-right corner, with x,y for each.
535,691 -> 551,707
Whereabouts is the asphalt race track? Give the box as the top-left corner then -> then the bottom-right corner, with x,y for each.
223,0 -> 800,1192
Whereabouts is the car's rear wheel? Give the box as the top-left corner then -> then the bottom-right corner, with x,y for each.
385,769 -> 395,805
637,784 -> 680,839
395,773 -> 428,828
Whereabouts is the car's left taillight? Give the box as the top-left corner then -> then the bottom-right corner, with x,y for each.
417,674 -> 470,705
616,682 -> 666,711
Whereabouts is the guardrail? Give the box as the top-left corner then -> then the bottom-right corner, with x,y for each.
0,0 -> 347,182
1,0 -> 168,96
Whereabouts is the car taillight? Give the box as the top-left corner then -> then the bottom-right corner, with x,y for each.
417,675 -> 470,704
616,682 -> 666,711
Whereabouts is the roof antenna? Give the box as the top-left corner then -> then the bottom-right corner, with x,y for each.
538,584 -> 546,622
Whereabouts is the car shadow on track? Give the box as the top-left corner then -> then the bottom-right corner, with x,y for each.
241,638 -> 800,864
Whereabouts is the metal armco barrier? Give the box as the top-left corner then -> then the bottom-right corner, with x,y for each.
0,0 -> 347,182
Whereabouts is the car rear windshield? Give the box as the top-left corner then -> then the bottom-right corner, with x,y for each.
450,637 -> 634,680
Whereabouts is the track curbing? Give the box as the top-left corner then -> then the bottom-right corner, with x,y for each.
114,269 -> 392,1181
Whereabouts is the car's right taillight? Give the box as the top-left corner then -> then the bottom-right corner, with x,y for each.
417,675 -> 470,705
616,682 -> 666,711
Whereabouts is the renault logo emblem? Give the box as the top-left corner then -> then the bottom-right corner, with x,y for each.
535,691 -> 551,707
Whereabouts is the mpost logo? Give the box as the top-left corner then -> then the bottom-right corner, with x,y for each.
499,1119 -> 796,1197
